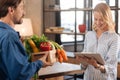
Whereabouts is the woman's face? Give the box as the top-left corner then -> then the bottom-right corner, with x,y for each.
93,11 -> 108,31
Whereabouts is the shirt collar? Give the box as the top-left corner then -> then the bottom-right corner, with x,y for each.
0,22 -> 21,38
0,21 -> 15,32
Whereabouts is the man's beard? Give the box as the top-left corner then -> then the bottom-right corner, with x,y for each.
14,14 -> 24,24
17,18 -> 23,24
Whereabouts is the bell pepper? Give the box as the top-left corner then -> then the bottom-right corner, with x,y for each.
40,42 -> 52,51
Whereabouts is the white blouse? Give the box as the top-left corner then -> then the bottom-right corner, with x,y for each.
82,31 -> 120,80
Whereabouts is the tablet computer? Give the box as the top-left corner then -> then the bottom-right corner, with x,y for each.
75,52 -> 105,65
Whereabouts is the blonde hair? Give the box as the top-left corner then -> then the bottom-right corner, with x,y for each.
92,3 -> 115,32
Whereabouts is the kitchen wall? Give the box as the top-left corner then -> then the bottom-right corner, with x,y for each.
24,0 -> 43,36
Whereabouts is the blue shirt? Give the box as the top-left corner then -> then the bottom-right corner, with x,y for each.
0,22 -> 43,80
82,31 -> 120,80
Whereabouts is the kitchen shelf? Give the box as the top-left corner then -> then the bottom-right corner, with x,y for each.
45,31 -> 85,35
44,8 -> 93,12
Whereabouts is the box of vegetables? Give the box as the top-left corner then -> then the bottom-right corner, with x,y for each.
24,34 -> 68,63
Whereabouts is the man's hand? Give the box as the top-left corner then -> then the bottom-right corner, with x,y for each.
39,53 -> 53,67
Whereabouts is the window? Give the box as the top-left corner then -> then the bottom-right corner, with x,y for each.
60,0 -> 85,43
60,0 -> 120,43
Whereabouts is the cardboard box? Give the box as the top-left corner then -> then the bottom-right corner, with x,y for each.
31,49 -> 57,63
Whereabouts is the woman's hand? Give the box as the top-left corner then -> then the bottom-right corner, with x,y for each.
76,56 -> 87,63
76,56 -> 99,67
76,56 -> 105,72
86,57 -> 99,68
87,57 -> 106,72
76,56 -> 91,67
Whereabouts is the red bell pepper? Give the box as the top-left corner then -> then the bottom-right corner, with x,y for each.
40,42 -> 52,51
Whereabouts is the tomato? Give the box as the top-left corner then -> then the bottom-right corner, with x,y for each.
40,42 -> 52,51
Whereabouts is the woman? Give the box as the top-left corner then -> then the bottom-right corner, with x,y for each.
76,3 -> 120,80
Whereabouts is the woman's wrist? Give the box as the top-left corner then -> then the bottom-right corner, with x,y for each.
100,65 -> 106,73
81,63 -> 88,70
96,64 -> 101,69
95,64 -> 106,73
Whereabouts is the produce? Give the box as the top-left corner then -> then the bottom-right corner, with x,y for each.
40,42 -> 52,51
24,34 -> 68,63
28,39 -> 39,53
51,41 -> 68,63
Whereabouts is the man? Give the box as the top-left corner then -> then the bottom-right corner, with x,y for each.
0,0 -> 52,80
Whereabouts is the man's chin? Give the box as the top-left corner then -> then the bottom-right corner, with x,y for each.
16,19 -> 23,24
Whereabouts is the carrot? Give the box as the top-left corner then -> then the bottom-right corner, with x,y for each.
58,53 -> 63,63
56,49 -> 63,63
51,41 -> 68,62
56,49 -> 61,55
60,49 -> 68,61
